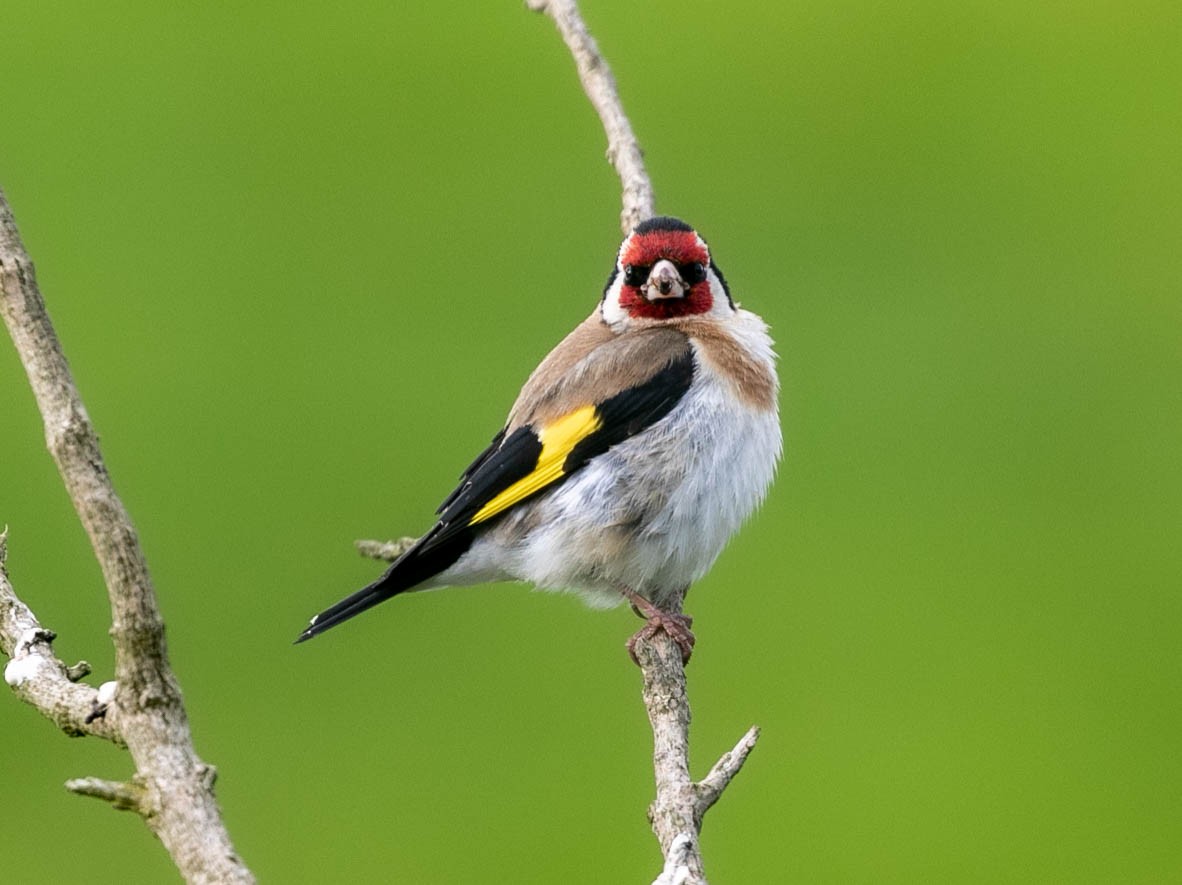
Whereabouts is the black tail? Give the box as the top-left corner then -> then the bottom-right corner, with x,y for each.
295,531 -> 471,643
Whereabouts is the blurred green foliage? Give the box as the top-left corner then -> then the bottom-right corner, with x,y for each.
2,1 -> 1179,882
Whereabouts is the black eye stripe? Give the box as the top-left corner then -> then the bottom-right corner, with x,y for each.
623,264 -> 650,287
623,262 -> 707,287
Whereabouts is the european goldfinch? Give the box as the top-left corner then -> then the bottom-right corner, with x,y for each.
297,216 -> 780,661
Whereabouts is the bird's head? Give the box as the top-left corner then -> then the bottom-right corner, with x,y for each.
601,216 -> 734,328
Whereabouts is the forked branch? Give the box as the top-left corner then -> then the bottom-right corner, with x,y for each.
528,2 -> 761,879
0,189 -> 254,883
365,6 -> 763,882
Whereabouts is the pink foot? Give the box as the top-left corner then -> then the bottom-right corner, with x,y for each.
618,587 -> 696,665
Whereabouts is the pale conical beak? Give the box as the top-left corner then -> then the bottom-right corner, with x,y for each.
643,259 -> 688,301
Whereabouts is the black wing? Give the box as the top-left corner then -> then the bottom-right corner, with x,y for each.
295,347 -> 695,642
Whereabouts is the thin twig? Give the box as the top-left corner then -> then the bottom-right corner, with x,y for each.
694,725 -> 760,822
355,537 -> 418,561
527,4 -> 760,882
65,776 -> 147,813
528,0 -> 655,233
1,533 -> 124,744
0,188 -> 254,884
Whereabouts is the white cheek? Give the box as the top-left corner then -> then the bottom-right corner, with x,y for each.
600,272 -> 628,328
705,267 -> 736,318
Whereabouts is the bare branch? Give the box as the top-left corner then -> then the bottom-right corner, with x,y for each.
0,189 -> 254,883
527,4 -> 760,881
65,776 -> 147,813
694,725 -> 760,822
1,535 -> 124,745
651,833 -> 695,885
355,537 -> 418,562
631,631 -> 760,883
634,631 -> 708,882
528,0 -> 655,233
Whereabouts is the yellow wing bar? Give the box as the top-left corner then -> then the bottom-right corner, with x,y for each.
468,405 -> 602,526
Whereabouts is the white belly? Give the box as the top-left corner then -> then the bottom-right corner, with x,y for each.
435,313 -> 781,610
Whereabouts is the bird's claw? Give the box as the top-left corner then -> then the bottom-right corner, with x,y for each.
626,609 -> 696,665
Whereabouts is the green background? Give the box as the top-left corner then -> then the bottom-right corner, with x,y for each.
2,1 -> 1179,882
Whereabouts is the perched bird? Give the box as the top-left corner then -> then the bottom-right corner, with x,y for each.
296,216 -> 780,662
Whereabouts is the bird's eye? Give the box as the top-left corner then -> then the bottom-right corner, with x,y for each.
623,265 -> 650,287
679,262 -> 707,285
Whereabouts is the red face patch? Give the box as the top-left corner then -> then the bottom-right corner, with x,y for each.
618,231 -> 713,319
621,231 -> 709,268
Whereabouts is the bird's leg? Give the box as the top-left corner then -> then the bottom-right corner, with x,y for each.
618,585 -> 696,665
